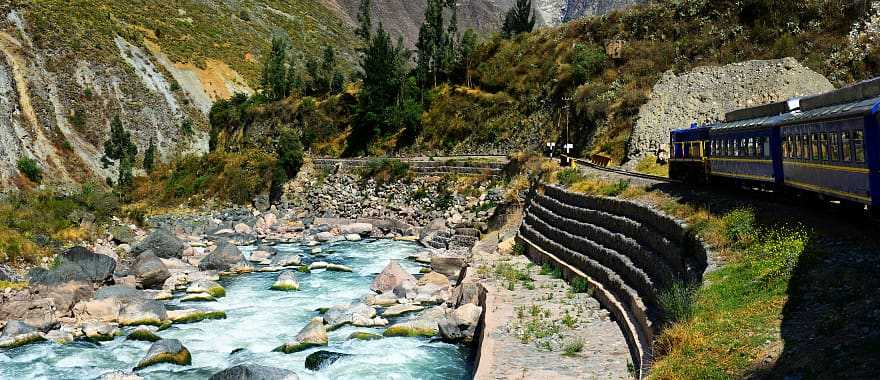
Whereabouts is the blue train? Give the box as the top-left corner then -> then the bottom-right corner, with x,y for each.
669,77 -> 880,212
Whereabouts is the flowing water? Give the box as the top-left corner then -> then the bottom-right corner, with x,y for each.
0,239 -> 472,379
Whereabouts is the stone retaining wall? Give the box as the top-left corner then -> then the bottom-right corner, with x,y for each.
516,185 -> 710,377
312,158 -> 507,176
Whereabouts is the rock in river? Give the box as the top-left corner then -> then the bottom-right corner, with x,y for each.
199,240 -> 248,272
29,246 -> 116,285
209,364 -> 299,380
274,317 -> 328,354
134,251 -> 171,290
271,271 -> 300,291
371,260 -> 416,294
305,350 -> 352,371
134,339 -> 192,370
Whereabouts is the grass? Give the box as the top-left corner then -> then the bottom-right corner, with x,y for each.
634,155 -> 669,177
495,261 -> 533,289
359,159 -> 411,185
562,337 -> 585,356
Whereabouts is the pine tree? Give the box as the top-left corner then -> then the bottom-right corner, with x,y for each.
501,0 -> 535,38
355,0 -> 372,42
143,138 -> 156,174
102,115 -> 138,188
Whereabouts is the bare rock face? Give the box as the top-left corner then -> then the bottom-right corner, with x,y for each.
561,0 -> 645,22
371,260 -> 417,294
627,58 -> 833,161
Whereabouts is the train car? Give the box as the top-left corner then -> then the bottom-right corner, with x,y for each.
776,78 -> 880,209
669,125 -> 710,183
706,114 -> 785,188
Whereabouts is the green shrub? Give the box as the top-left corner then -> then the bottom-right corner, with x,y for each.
360,159 -> 410,184
722,209 -> 757,247
555,167 -> 584,187
16,158 -> 43,184
658,280 -> 697,325
570,277 -> 590,293
599,180 -> 630,197
562,337 -> 585,356
277,129 -> 305,179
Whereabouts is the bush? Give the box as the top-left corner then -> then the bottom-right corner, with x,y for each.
277,129 -> 305,179
16,158 -> 43,184
723,209 -> 757,247
562,337 -> 585,356
658,280 -> 697,325
570,277 -> 590,293
360,159 -> 410,184
600,179 -> 630,197
555,167 -> 584,187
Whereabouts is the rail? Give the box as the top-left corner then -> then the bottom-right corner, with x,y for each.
563,155 -> 678,184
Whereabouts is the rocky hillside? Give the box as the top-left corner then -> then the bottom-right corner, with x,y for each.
627,58 -> 834,159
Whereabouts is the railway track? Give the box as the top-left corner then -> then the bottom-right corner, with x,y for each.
564,156 -> 678,184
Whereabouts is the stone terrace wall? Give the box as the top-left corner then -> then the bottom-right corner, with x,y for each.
312,157 -> 508,176
516,184 -> 710,376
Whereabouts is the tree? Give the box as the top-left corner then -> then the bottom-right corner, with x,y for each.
459,29 -> 478,86
261,35 -> 293,100
276,128 -> 304,179
355,0 -> 372,42
143,138 -> 156,174
416,0 -> 447,88
501,0 -> 535,38
443,3 -> 459,78
347,23 -> 412,155
102,115 -> 138,188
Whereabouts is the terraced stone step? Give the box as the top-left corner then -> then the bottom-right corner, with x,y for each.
528,200 -> 675,290
524,213 -> 659,309
535,193 -> 687,278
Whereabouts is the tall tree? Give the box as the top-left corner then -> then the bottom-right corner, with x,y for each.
459,29 -> 478,86
443,2 -> 459,78
102,115 -> 138,188
355,0 -> 372,42
261,35 -> 293,100
501,0 -> 535,38
143,138 -> 156,174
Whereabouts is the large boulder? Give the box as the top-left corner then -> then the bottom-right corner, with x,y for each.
134,251 -> 171,289
0,320 -> 36,338
100,371 -> 143,380
0,298 -> 57,331
430,256 -> 467,278
117,299 -> 167,326
199,240 -> 247,272
29,246 -> 116,285
340,223 -> 373,235
209,364 -> 299,380
383,318 -> 439,337
133,229 -> 186,259
274,317 -> 328,354
438,303 -> 483,343
33,281 -> 94,317
73,285 -> 148,323
370,260 -> 416,294
83,321 -> 122,341
135,339 -> 192,370
322,303 -> 376,330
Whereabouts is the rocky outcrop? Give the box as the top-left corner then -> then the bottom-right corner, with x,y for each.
628,58 -> 833,160
562,0 -> 644,22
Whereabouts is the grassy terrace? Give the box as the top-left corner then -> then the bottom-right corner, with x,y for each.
10,0 -> 357,83
544,165 -> 874,379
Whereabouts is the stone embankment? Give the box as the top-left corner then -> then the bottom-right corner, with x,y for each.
516,184 -> 710,376
312,156 -> 508,177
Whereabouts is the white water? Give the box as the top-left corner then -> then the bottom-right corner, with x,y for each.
0,240 -> 472,379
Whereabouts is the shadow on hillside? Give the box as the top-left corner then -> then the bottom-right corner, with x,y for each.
645,181 -> 880,379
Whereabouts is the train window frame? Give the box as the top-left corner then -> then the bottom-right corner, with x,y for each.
829,132 -> 840,162
783,136 -> 791,159
810,133 -> 819,161
794,134 -> 801,159
747,137 -> 754,157
762,137 -> 771,159
854,130 -> 866,163
819,132 -> 828,161
842,131 -> 853,162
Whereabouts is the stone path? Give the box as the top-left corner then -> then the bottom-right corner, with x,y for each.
470,209 -> 632,380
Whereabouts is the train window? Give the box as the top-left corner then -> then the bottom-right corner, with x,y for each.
763,137 -> 771,159
854,130 -> 865,163
819,133 -> 828,161
810,134 -> 819,161
797,134 -> 805,159
829,133 -> 840,162
747,138 -> 754,157
783,136 -> 790,158
842,132 -> 852,162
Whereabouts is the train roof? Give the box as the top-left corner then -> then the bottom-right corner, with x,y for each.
800,76 -> 880,111
708,112 -> 789,134
778,95 -> 880,126
724,100 -> 792,122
